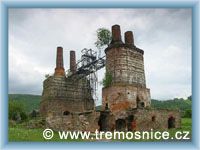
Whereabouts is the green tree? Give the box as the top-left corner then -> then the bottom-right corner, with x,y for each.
95,28 -> 111,50
9,100 -> 27,121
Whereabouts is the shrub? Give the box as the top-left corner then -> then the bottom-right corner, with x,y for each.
9,100 -> 28,122
102,72 -> 112,87
184,109 -> 192,118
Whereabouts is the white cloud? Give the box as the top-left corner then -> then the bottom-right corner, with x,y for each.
9,8 -> 192,104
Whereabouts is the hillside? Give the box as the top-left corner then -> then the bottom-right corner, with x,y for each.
9,94 -> 191,113
9,94 -> 41,113
151,99 -> 192,111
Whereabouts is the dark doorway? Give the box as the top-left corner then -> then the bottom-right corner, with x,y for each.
168,116 -> 175,129
63,111 -> 70,116
152,116 -> 156,122
115,119 -> 126,131
127,115 -> 134,131
98,113 -> 109,131
105,103 -> 109,110
141,102 -> 145,108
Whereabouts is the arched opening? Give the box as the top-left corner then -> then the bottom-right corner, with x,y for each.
63,111 -> 70,116
105,103 -> 109,110
136,96 -> 145,108
152,116 -> 156,122
115,119 -> 126,131
168,116 -> 175,129
141,102 -> 145,108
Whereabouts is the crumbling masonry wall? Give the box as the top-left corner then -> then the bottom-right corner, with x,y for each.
98,109 -> 181,131
133,109 -> 181,130
46,111 -> 100,132
102,85 -> 151,114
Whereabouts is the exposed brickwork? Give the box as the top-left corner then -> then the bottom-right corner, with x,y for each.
102,85 -> 151,114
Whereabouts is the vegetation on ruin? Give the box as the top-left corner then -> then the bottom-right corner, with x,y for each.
102,72 -> 113,88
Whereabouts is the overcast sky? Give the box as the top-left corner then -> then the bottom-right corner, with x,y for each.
9,8 -> 191,105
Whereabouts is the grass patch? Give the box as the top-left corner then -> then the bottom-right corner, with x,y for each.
9,127 -> 84,142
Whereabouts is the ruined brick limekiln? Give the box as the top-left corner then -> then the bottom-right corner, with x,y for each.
102,25 -> 151,113
40,47 -> 99,131
99,25 -> 181,131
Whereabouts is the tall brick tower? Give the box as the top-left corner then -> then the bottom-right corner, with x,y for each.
102,25 -> 151,114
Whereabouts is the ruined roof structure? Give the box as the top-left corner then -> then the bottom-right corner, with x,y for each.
40,24 -> 181,132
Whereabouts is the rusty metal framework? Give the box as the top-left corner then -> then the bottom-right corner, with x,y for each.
68,48 -> 106,101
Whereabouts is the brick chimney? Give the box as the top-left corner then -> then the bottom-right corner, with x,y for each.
70,50 -> 76,74
54,47 -> 65,76
111,24 -> 123,44
125,31 -> 134,46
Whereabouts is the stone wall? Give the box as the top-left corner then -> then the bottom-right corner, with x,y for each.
133,109 -> 181,130
46,111 -> 100,132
